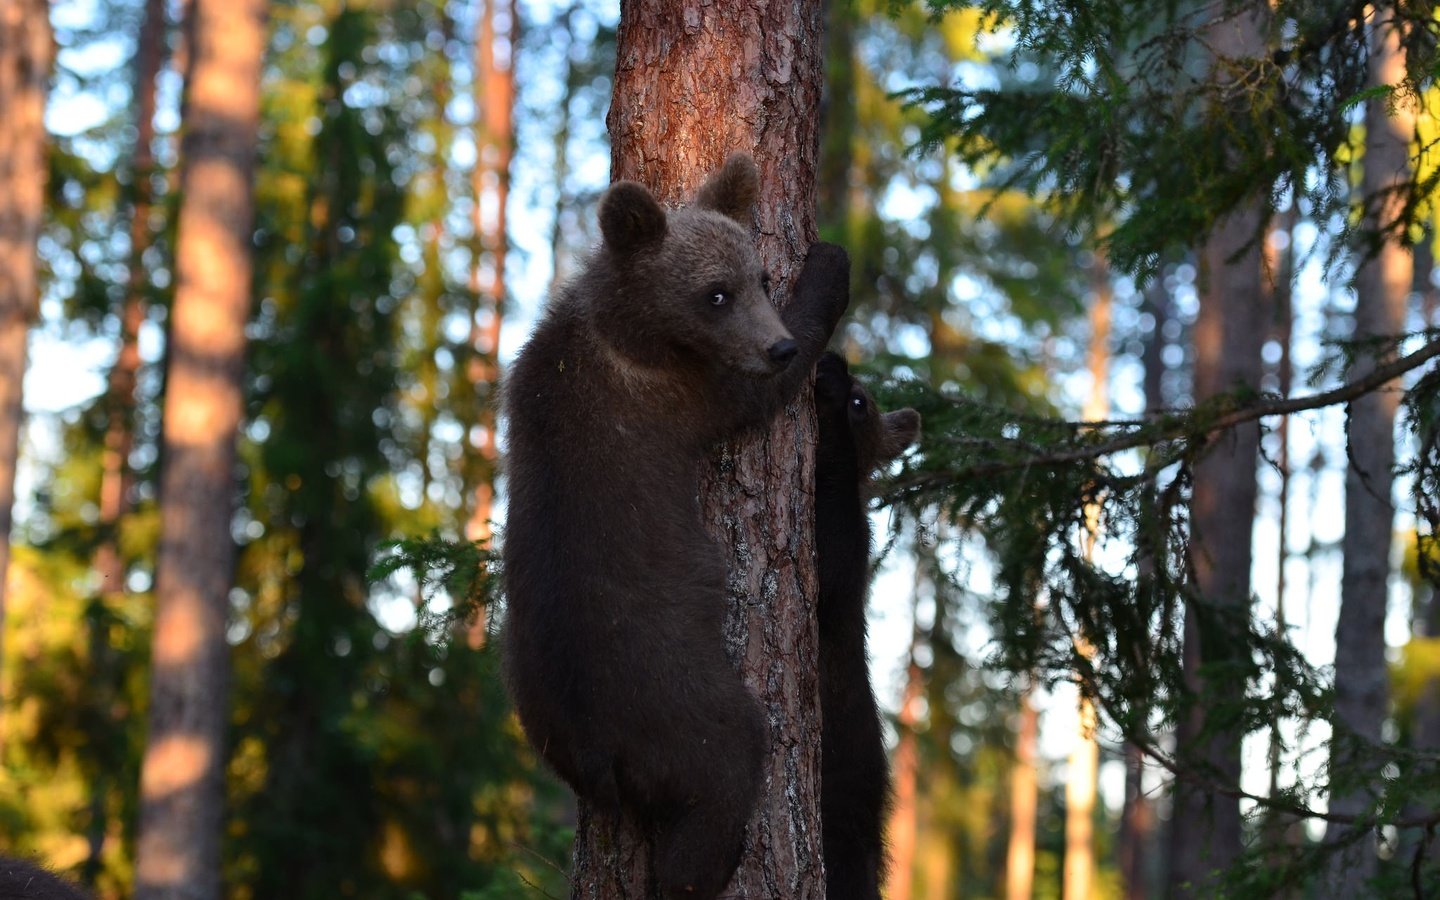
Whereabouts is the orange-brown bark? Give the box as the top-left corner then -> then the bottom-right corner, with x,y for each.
134,0 -> 266,895
573,1 -> 829,895
465,0 -> 516,554
0,0 -> 53,723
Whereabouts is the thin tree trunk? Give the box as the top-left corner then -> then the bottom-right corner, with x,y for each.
888,571 -> 927,900
1006,694 -> 1040,900
134,0 -> 266,895
817,0 -> 856,237
1167,9 -> 1272,893
84,7 -> 170,874
464,0 -> 515,567
1261,205 -> 1300,896
95,0 -> 168,596
0,0 -> 53,756
1065,257 -> 1112,900
1323,9 -> 1412,889
547,3 -> 579,287
1122,274 -> 1172,900
573,3 -> 828,895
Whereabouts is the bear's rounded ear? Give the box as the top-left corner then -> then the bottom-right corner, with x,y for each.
694,152 -> 759,225
599,181 -> 667,254
880,409 -> 921,461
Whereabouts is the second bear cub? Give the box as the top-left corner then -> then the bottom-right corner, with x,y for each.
501,154 -> 851,900
814,352 -> 920,900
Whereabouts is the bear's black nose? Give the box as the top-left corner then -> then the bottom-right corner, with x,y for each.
767,339 -> 798,366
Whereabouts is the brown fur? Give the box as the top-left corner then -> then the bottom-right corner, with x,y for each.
813,352 -> 920,900
0,857 -> 90,900
501,154 -> 850,900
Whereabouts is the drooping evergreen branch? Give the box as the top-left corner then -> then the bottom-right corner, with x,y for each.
889,335 -> 1440,492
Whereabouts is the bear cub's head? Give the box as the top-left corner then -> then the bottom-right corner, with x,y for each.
595,153 -> 796,377
815,351 -> 921,483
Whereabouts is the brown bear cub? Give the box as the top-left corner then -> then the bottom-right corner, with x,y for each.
814,352 -> 920,900
0,856 -> 91,899
501,153 -> 851,900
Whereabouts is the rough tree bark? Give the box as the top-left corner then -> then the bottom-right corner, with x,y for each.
1323,8 -> 1412,890
0,0 -> 53,743
572,2 -> 829,896
133,0 -> 266,896
1167,7 -> 1272,894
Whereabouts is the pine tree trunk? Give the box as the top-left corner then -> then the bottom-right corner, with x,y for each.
1065,257 -> 1111,900
1165,5 -> 1272,894
0,0 -> 53,748
887,610 -> 925,900
134,0 -> 266,895
465,0 -> 516,583
1006,694 -> 1040,900
1323,9 -> 1412,889
572,3 -> 828,895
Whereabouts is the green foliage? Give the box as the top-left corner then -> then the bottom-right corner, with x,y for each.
905,0 -> 1440,276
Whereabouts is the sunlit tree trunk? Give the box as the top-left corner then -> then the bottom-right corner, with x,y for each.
0,0 -> 53,749
464,0 -> 516,619
134,0 -> 266,895
1167,7 -> 1271,894
1065,257 -> 1112,900
888,574 -> 927,900
572,1 -> 828,894
1324,9 -> 1412,890
1006,694 -> 1040,900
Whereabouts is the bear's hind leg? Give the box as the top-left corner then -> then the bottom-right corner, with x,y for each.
651,706 -> 763,900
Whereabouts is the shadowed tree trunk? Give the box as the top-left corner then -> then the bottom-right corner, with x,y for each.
1324,8 -> 1413,890
0,0 -> 53,750
86,0 -> 171,877
134,0 -> 266,896
1167,7 -> 1272,894
572,2 -> 829,895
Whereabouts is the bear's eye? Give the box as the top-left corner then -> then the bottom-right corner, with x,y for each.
849,392 -> 867,415
709,290 -> 730,307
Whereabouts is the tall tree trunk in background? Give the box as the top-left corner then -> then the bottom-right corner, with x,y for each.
134,0 -> 266,895
86,1 -> 171,876
573,2 -> 828,894
1006,694 -> 1040,900
888,568 -> 928,900
1065,256 -> 1112,900
0,0 -> 53,749
1324,10 -> 1412,889
95,0 -> 168,597
817,0 -> 855,239
1262,205 -> 1299,895
1167,7 -> 1271,894
1122,274 -> 1172,900
465,0 -> 516,591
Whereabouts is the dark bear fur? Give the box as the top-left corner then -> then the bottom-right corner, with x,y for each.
501,153 -> 850,900
814,352 -> 920,900
0,857 -> 90,900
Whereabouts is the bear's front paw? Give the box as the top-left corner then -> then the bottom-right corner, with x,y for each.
795,242 -> 851,325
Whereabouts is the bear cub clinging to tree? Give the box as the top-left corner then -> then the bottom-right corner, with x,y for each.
815,352 -> 920,900
501,153 -> 851,900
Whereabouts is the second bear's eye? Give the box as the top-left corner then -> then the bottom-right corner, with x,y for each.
850,393 -> 867,414
709,291 -> 730,307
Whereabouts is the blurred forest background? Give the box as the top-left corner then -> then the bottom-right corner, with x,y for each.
2,0 -> 1440,898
